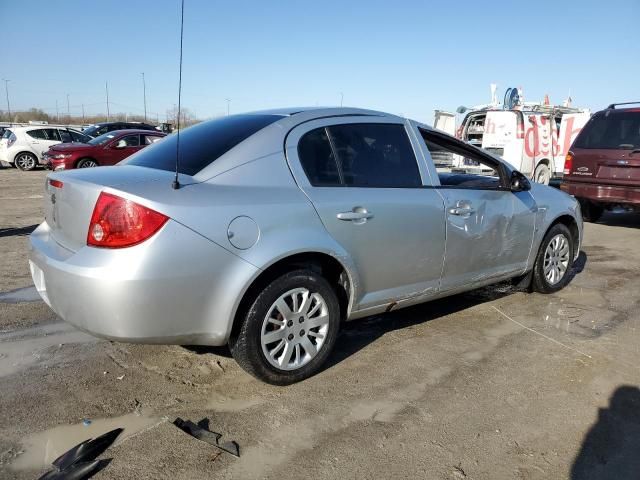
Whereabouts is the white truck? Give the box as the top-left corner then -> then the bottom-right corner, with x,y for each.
434,90 -> 590,184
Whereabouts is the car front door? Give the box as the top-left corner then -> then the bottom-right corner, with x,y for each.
104,134 -> 143,165
417,128 -> 536,291
286,118 -> 446,313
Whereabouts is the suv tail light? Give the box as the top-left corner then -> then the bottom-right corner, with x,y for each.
564,151 -> 574,175
87,192 -> 169,248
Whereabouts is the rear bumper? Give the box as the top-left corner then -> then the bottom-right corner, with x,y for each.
29,220 -> 259,346
561,180 -> 640,206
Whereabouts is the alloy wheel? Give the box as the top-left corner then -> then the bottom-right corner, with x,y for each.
543,234 -> 570,285
16,154 -> 36,171
260,287 -> 330,371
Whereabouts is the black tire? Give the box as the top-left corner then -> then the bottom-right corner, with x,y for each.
230,269 -> 341,385
579,199 -> 604,223
532,223 -> 575,294
14,152 -> 38,171
77,158 -> 98,168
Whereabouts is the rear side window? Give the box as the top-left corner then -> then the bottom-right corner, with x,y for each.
142,134 -> 164,145
27,129 -> 47,140
574,111 -> 640,149
298,123 -> 421,188
124,114 -> 282,175
297,128 -> 341,186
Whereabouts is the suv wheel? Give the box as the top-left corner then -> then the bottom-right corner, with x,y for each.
534,163 -> 551,185
532,223 -> 575,294
230,269 -> 340,385
15,153 -> 37,171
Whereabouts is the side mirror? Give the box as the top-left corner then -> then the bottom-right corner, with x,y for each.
510,171 -> 531,192
113,140 -> 127,149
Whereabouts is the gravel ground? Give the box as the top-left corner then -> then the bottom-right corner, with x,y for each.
0,167 -> 638,479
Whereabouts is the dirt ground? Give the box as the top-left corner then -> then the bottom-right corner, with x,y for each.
0,167 -> 638,480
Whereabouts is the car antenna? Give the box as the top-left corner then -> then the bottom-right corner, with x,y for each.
172,0 -> 185,190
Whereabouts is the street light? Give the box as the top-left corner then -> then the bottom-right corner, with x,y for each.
141,72 -> 147,122
225,98 -> 230,116
105,81 -> 110,121
2,79 -> 11,124
340,92 -> 344,107
66,94 -> 70,123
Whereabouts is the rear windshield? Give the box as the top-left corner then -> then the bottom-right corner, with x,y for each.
123,114 -> 283,175
574,110 -> 640,149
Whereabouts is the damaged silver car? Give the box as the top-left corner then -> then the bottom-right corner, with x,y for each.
29,107 -> 582,384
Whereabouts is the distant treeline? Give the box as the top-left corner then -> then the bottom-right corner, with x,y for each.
1,107 -> 201,127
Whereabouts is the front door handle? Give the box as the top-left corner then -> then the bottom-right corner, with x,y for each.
448,206 -> 475,216
337,207 -> 374,223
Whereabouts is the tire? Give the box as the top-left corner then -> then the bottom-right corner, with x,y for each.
77,158 -> 98,168
532,223 -> 575,294
534,163 -> 551,185
14,152 -> 37,171
230,269 -> 341,385
578,199 -> 604,223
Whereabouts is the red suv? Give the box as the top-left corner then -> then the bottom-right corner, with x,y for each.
44,129 -> 166,171
561,103 -> 640,221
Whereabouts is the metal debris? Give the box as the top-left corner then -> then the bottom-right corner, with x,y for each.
173,417 -> 240,457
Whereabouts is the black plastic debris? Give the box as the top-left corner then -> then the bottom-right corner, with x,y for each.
37,428 -> 122,480
173,417 -> 240,457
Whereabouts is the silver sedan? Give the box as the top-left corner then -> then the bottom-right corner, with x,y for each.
29,107 -> 582,384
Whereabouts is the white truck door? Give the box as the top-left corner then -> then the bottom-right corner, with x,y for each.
481,111 -> 523,170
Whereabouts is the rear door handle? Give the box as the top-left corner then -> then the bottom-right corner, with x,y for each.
337,207 -> 374,223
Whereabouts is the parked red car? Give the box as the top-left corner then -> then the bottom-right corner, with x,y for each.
561,103 -> 640,221
44,129 -> 166,170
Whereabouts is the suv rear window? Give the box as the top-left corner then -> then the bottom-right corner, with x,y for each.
124,114 -> 282,175
574,110 -> 640,149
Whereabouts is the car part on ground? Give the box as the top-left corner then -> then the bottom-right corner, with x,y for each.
29,107 -> 583,384
561,105 -> 640,219
37,428 -> 122,480
173,418 -> 240,457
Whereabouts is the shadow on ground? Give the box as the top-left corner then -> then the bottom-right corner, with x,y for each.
0,224 -> 38,238
593,211 -> 640,229
185,251 -> 588,373
571,385 -> 640,480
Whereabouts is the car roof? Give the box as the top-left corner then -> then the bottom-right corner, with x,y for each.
246,106 -> 400,119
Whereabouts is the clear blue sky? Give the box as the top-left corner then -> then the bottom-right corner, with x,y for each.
2,0 -> 638,124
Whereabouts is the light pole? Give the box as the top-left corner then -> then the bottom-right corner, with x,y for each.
105,81 -> 110,121
225,98 -> 230,116
82,104 -> 85,124
2,79 -> 10,124
56,100 -> 59,122
141,72 -> 147,121
340,92 -> 344,107
66,94 -> 70,123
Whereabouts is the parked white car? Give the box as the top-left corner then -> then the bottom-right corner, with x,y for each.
0,126 -> 90,170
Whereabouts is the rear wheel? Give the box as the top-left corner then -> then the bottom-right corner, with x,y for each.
579,199 -> 604,223
534,163 -> 551,185
532,223 -> 575,293
77,158 -> 98,168
230,269 -> 340,385
15,152 -> 37,171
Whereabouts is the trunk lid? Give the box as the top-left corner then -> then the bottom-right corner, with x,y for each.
569,148 -> 640,185
44,166 -> 187,252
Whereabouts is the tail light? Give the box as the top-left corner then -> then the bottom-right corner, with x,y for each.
87,192 -> 169,248
564,151 -> 574,175
516,119 -> 525,139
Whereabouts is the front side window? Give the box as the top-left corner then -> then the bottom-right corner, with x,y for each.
419,129 -> 503,189
120,135 -> 140,147
69,129 -> 91,143
297,123 -> 422,188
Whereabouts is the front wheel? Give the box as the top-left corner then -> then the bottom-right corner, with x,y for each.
532,223 -> 575,294
230,269 -> 341,385
15,153 -> 37,171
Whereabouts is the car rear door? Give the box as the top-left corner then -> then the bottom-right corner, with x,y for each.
285,117 -> 446,312
416,128 -> 536,291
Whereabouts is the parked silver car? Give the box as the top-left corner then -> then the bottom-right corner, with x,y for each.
29,107 -> 582,384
